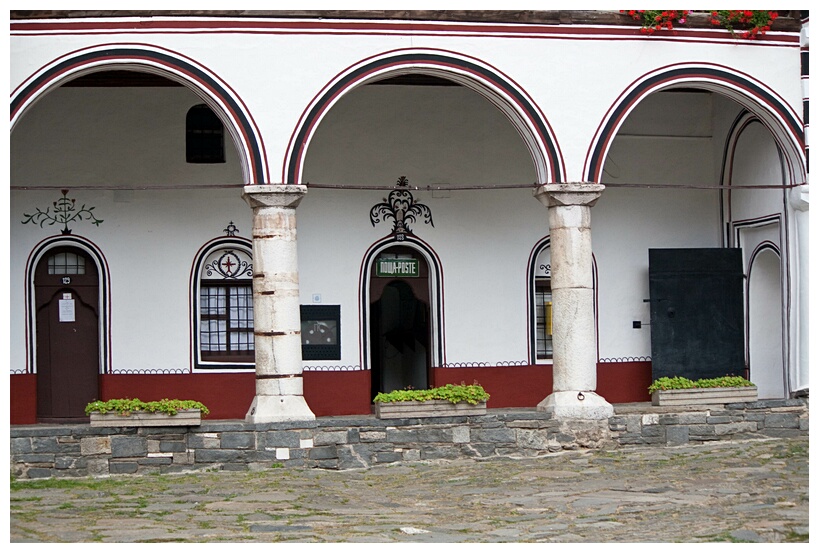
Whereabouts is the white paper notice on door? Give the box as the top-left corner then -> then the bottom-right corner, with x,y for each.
59,295 -> 75,323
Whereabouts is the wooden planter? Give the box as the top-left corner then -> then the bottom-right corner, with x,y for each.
89,409 -> 202,427
375,400 -> 487,419
651,387 -> 758,406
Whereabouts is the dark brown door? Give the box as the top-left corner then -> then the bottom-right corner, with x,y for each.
369,246 -> 431,399
35,247 -> 100,422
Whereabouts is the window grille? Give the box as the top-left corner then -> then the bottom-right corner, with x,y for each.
47,251 -> 86,275
536,280 -> 553,359
200,284 -> 254,359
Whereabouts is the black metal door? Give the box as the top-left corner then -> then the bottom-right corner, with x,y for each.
648,248 -> 745,381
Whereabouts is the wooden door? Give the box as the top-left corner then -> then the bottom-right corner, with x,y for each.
35,247 -> 100,422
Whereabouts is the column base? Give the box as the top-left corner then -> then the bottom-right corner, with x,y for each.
245,395 -> 316,423
537,390 -> 614,420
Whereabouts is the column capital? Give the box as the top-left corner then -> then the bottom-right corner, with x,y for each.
534,182 -> 605,208
242,184 -> 307,209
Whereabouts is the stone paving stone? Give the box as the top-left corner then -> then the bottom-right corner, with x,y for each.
10,436 -> 809,543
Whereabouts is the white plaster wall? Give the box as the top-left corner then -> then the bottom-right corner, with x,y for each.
300,85 -> 728,366
8,76 -> 747,371
10,87 -> 243,186
730,121 -> 788,218
725,113 -> 792,397
302,85 -> 536,187
9,17 -> 804,374
10,188 -> 253,372
10,21 -> 803,184
10,84 -> 247,372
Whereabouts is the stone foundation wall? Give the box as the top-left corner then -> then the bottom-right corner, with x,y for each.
10,399 -> 808,479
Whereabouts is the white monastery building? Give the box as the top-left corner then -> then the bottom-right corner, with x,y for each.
9,10 -> 809,423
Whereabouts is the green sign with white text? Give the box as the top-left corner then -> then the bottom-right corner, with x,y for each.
376,258 -> 419,277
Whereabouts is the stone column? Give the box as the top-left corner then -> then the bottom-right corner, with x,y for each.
242,184 -> 315,423
534,183 -> 613,419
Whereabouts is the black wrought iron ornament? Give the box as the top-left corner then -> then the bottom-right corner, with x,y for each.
22,189 -> 103,235
369,176 -> 434,241
204,250 -> 252,279
223,221 -> 239,237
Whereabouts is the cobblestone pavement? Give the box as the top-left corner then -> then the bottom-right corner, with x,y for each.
10,437 -> 808,543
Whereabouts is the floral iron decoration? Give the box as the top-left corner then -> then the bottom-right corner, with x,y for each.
204,250 -> 252,279
22,189 -> 103,234
370,176 -> 434,241
622,10 -> 779,39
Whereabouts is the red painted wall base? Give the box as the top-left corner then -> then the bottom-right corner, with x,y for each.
433,361 -> 652,407
10,374 -> 37,425
10,361 -> 651,424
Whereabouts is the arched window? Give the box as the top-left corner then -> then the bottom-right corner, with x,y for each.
186,104 -> 225,164
192,240 -> 254,368
533,246 -> 553,360
528,238 -> 598,364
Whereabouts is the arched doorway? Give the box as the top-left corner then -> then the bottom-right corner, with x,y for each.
34,246 -> 100,422
748,247 -> 786,398
369,246 -> 431,398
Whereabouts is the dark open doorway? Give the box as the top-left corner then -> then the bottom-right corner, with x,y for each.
369,246 -> 431,400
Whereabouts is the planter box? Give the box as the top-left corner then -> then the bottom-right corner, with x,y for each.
375,400 -> 487,419
89,409 -> 202,427
651,387 -> 758,406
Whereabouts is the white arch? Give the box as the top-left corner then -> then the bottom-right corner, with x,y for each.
748,245 -> 786,398
586,63 -> 806,186
10,43 -> 268,184
285,47 -> 564,185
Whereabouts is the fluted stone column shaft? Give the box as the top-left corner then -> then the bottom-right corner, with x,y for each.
534,183 -> 613,420
242,185 -> 315,422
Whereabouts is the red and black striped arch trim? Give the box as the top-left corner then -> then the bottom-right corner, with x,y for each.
586,65 -> 805,183
284,50 -> 563,185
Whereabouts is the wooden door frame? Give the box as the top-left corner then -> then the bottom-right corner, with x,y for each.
25,236 -> 110,377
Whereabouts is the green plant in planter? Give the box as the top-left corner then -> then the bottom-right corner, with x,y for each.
648,375 -> 754,394
373,383 -> 490,405
84,398 -> 210,417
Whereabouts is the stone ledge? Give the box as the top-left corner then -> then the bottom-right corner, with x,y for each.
10,402 -> 809,479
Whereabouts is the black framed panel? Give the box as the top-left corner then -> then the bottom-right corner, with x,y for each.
301,305 -> 341,360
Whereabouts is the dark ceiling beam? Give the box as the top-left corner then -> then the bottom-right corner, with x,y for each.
9,10 -> 803,31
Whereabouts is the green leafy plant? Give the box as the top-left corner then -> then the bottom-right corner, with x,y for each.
84,398 -> 210,417
373,382 -> 490,405
648,375 -> 754,394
